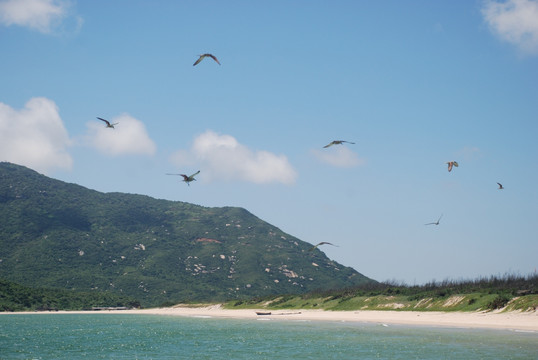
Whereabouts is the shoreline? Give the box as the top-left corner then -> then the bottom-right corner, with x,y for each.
2,306 -> 537,332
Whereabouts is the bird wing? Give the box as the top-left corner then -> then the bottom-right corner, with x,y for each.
323,142 -> 335,148
190,170 -> 201,177
309,242 -> 325,251
425,215 -> 441,225
193,55 -> 204,66
453,161 -> 459,167
97,117 -> 111,126
207,54 -> 221,65
343,141 -> 355,144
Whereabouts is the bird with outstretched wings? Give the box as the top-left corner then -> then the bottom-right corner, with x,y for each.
425,214 -> 443,226
193,53 -> 220,66
323,140 -> 355,148
167,170 -> 200,186
97,117 -> 118,129
308,242 -> 338,251
446,161 -> 459,172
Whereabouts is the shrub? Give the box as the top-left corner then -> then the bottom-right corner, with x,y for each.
468,298 -> 476,305
487,295 -> 510,310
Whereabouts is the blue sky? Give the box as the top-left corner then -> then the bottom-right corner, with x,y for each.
1,0 -> 537,284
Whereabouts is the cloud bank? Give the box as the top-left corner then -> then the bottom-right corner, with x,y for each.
0,97 -> 73,174
170,130 -> 297,184
85,114 -> 157,156
311,146 -> 365,168
0,0 -> 81,33
482,0 -> 538,55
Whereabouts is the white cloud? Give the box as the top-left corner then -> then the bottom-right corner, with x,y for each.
169,130 -> 297,184
84,114 -> 157,157
0,0 -> 81,34
482,0 -> 538,55
0,97 -> 73,174
311,146 -> 365,168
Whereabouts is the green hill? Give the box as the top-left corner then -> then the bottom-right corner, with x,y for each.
0,162 -> 374,307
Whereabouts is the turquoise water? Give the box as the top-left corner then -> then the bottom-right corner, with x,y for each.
0,314 -> 537,359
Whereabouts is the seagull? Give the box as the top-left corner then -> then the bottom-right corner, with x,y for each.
97,117 -> 118,129
425,214 -> 443,226
323,140 -> 355,148
308,242 -> 338,251
497,182 -> 504,190
193,53 -> 220,66
446,161 -> 459,172
166,170 -> 200,186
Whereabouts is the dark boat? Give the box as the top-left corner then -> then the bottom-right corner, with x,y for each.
255,311 -> 272,315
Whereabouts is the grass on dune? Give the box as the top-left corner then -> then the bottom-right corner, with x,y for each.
224,274 -> 538,313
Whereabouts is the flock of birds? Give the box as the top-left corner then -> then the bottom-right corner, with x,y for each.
423,162 -> 504,227
95,53 -> 505,252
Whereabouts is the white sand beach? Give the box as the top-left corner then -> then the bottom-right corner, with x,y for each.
7,305 -> 537,332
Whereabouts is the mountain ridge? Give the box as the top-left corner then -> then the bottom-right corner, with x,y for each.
0,162 -> 374,306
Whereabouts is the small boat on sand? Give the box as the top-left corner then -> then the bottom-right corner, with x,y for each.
255,311 -> 302,316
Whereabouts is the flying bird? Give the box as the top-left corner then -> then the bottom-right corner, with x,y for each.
323,140 -> 355,148
497,182 -> 504,190
193,53 -> 220,66
167,170 -> 200,186
425,214 -> 443,226
446,161 -> 459,172
308,242 -> 338,251
97,117 -> 118,129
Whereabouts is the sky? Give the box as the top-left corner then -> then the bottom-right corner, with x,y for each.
1,0 -> 537,284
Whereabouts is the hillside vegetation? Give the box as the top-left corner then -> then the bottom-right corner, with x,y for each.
0,162 -> 373,307
226,274 -> 538,312
0,278 -> 140,312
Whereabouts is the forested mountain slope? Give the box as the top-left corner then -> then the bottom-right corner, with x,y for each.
0,162 -> 373,307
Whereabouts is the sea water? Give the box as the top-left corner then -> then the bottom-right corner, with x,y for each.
0,314 -> 536,359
